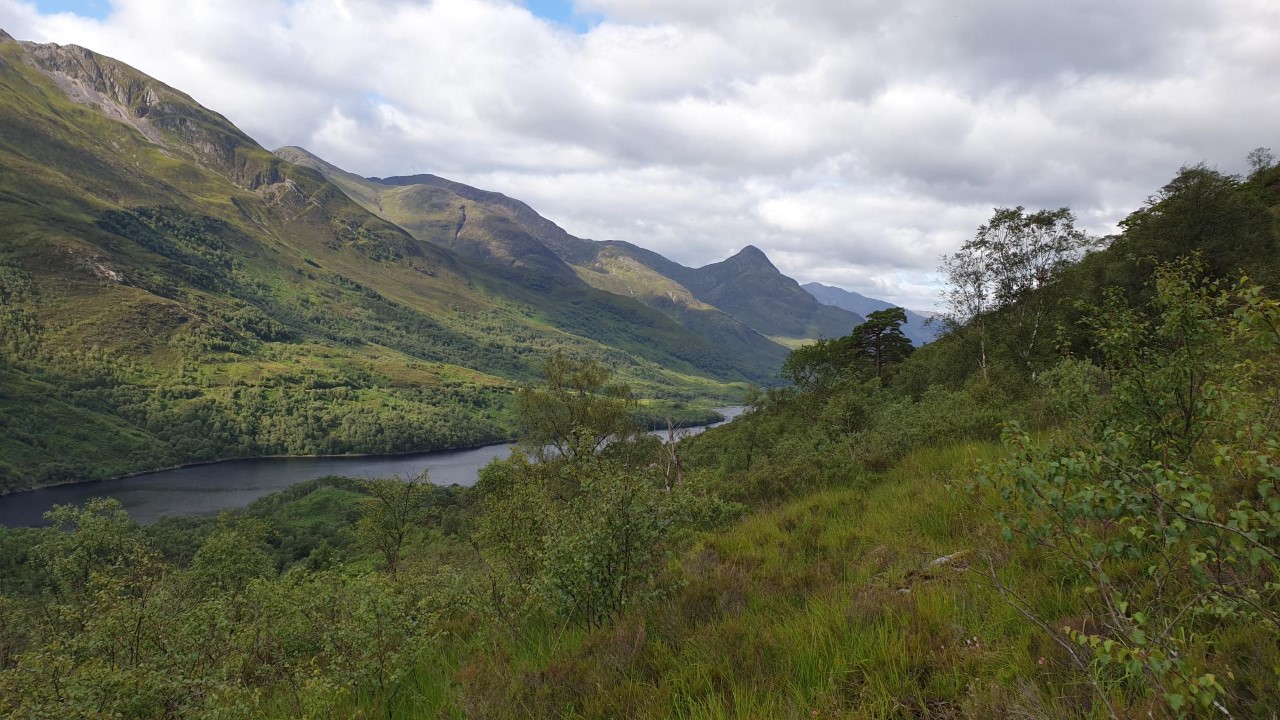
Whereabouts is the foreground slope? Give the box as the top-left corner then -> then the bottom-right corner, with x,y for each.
0,32 -> 742,491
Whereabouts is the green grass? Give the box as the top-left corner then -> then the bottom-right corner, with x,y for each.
326,440 -> 1100,719
769,336 -> 815,349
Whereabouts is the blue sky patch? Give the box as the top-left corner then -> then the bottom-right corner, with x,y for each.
32,0 -> 111,19
32,1 -> 597,31
524,0 -> 600,32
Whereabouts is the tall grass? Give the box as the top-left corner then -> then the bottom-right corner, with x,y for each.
406,439 -> 1108,719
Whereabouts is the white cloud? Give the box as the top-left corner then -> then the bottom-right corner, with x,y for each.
1,0 -> 1277,309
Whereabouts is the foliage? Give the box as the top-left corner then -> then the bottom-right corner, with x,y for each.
537,457 -> 718,629
849,307 -> 914,379
779,336 -> 862,390
0,487 -> 469,719
941,206 -> 1093,379
1247,146 -> 1276,174
779,308 -> 913,389
35,498 -> 152,601
474,450 -> 735,630
355,474 -> 434,576
185,515 -> 274,595
479,356 -> 737,630
516,352 -> 639,462
1116,165 -> 1277,289
981,264 -> 1280,716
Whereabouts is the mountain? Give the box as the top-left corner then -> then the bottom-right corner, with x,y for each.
277,146 -> 796,367
280,146 -> 862,349
272,149 -> 584,281
670,246 -> 864,343
595,240 -> 866,343
571,239 -> 864,348
0,31 -> 765,491
802,282 -> 941,345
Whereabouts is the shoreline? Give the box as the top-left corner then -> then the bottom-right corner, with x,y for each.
2,407 -> 740,498
0,435 -> 518,498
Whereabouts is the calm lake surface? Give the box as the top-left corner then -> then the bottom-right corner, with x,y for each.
0,406 -> 745,527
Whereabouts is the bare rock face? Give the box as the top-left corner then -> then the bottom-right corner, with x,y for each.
23,42 -> 153,109
16,36 -> 285,192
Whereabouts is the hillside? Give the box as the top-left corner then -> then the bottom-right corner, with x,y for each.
0,32 -> 755,491
276,146 -> 797,374
803,282 -> 939,345
272,148 -> 583,281
280,146 -> 864,354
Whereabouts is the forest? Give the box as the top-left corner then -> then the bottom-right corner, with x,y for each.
1,156 -> 1279,718
0,204 -> 733,493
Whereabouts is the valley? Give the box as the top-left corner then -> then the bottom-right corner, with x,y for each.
4,17 -> 1278,720
0,32 -> 900,493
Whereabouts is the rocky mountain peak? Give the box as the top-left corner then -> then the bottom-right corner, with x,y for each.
728,244 -> 778,272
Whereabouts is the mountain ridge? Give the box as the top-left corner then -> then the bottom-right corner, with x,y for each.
277,146 -> 800,370
279,146 -> 865,348
802,282 -> 941,345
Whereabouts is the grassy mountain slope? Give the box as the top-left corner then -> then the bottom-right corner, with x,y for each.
0,33 -> 743,491
277,146 -> 792,376
357,174 -> 864,347
672,246 -> 864,343
586,238 -> 867,344
802,281 -> 939,345
273,148 -> 581,281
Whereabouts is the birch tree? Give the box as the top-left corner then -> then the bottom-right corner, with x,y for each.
942,206 -> 1091,379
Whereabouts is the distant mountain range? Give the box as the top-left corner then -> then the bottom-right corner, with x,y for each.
0,28 -> 920,488
277,146 -> 864,354
801,283 -> 941,346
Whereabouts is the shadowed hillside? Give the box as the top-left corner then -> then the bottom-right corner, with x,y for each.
277,146 -> 796,373
280,146 -> 868,359
803,282 -> 939,345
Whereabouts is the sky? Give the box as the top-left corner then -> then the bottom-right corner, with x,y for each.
2,0 -> 1278,310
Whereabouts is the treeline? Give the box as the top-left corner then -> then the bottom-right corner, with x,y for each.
0,372 -> 509,492
0,275 -> 511,491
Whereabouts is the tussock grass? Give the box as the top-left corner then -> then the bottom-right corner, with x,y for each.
372,440 -> 1103,719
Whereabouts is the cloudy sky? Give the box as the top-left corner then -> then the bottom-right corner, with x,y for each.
2,0 -> 1277,309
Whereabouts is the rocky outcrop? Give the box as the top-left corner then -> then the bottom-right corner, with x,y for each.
16,36 -> 284,192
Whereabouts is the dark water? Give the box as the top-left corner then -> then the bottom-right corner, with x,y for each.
0,407 -> 745,527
